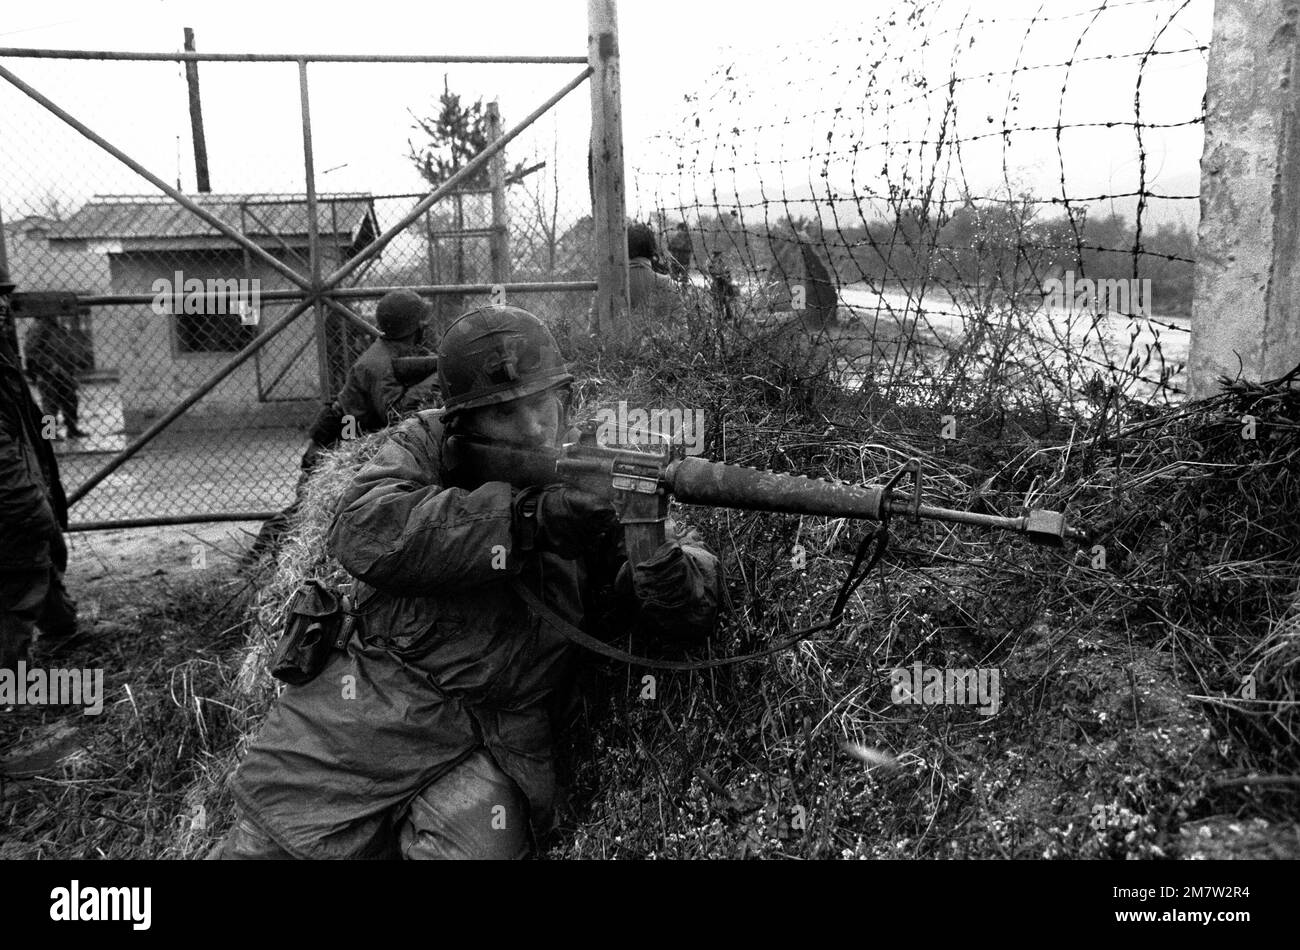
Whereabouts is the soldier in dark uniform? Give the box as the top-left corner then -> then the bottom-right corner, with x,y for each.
708,251 -> 738,322
24,312 -> 89,439
0,272 -> 78,673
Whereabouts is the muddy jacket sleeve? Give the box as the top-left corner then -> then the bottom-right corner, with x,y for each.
327,421 -> 523,596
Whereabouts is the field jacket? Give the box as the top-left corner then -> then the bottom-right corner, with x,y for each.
229,409 -> 719,858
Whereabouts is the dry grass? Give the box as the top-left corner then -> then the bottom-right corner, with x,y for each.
6,303 -> 1295,860
541,309 -> 1300,859
169,431 -> 389,857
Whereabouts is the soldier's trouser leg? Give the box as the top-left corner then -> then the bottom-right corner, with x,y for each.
210,814 -> 296,860
0,569 -> 47,672
36,381 -> 60,428
38,568 -> 78,641
399,749 -> 530,860
243,508 -> 296,566
60,385 -> 80,433
243,449 -> 320,565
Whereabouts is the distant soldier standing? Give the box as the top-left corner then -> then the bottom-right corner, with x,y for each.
708,251 -> 738,322
0,272 -> 78,673
667,222 -> 692,281
24,311 -> 89,439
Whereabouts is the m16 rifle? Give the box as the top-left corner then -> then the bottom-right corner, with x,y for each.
444,421 -> 1087,669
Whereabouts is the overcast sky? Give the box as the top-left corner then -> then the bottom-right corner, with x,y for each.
0,0 -> 1210,231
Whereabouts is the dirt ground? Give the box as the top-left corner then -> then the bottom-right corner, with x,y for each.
66,522 -> 259,594
0,523 -> 258,793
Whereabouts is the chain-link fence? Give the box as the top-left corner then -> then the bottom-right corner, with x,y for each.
632,0 -> 1208,416
2,2 -> 1212,527
0,51 -> 596,527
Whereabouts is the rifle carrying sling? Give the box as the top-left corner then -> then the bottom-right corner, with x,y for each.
509,520 -> 889,671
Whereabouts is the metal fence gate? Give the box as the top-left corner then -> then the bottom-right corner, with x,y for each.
0,1 -> 629,531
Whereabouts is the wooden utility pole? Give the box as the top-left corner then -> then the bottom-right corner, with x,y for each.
588,0 -> 629,339
487,100 -> 511,283
183,28 -> 211,193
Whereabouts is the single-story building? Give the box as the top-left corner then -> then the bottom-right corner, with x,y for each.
47,193 -> 379,432
5,213 -> 109,369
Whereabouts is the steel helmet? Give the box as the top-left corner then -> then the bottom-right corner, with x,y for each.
376,289 -> 429,340
438,305 -> 573,412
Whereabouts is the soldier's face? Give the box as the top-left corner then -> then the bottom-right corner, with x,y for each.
465,389 -> 561,449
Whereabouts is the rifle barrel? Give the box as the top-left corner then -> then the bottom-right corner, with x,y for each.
891,499 -> 1025,532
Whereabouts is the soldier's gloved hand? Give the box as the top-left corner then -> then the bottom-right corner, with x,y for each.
513,485 -> 617,558
615,538 -> 721,642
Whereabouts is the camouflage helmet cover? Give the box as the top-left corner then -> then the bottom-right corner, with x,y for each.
437,305 -> 574,412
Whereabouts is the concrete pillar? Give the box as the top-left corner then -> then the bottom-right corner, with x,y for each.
1190,0 -> 1300,395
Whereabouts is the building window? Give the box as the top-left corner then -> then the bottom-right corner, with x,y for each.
175,312 -> 258,353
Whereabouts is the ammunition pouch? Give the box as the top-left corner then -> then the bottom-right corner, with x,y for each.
270,580 -> 352,686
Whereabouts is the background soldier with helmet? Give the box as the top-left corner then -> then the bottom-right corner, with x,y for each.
217,304 -> 721,859
244,289 -> 439,566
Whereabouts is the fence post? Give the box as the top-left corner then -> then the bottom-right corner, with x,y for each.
299,59 -> 331,404
588,0 -> 629,339
488,101 -> 511,284
1189,0 -> 1300,394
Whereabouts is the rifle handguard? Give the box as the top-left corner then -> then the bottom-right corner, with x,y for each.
666,456 -> 886,519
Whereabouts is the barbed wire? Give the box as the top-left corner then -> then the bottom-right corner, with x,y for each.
635,0 -> 1208,409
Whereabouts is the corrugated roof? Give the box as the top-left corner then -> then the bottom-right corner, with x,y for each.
49,194 -> 377,243
4,223 -> 112,293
